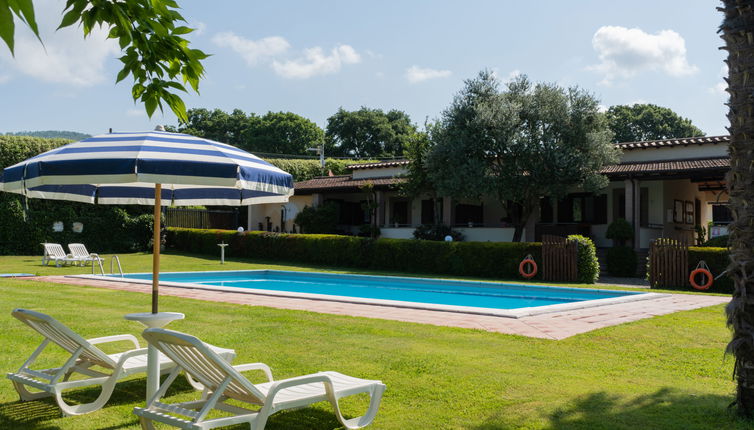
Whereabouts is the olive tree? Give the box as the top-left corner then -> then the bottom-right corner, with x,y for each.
425,71 -> 619,241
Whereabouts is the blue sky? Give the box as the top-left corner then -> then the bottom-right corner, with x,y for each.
0,0 -> 727,139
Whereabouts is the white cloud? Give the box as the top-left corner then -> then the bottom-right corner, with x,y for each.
213,32 -> 361,79
0,74 -> 9,84
588,26 -> 698,85
405,66 -> 452,83
193,21 -> 207,37
212,32 -> 290,66
0,0 -> 120,87
272,45 -> 361,79
709,64 -> 728,96
126,108 -> 145,117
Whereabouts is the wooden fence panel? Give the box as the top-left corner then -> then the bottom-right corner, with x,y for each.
542,235 -> 578,282
165,208 -> 238,230
648,237 -> 688,288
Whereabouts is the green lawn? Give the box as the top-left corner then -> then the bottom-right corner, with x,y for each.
0,253 -> 744,429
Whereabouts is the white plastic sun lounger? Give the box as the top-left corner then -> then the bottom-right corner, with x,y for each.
41,243 -> 80,267
134,328 -> 386,430
67,243 -> 104,266
7,309 -> 235,416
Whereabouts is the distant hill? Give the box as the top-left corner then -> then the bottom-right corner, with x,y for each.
3,130 -> 91,140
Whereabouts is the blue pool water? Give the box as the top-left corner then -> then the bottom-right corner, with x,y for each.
113,270 -> 642,312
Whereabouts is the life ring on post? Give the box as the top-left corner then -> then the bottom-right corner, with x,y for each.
519,255 -> 538,279
689,261 -> 713,291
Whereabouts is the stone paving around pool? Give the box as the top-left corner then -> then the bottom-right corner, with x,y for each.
27,276 -> 730,340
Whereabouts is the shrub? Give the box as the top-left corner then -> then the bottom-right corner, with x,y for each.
0,195 -> 154,255
166,227 -> 542,279
568,235 -> 599,284
412,224 -> 464,241
1,135 -> 71,168
358,224 -> 381,238
606,246 -> 637,277
700,234 -> 729,248
606,218 -> 633,245
263,158 -> 379,182
294,203 -> 338,234
688,246 -> 732,293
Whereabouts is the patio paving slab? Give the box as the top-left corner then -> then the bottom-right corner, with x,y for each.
23,276 -> 729,340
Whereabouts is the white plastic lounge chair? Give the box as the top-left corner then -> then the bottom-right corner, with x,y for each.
134,328 -> 386,430
7,309 -> 235,416
41,243 -> 80,267
67,243 -> 104,266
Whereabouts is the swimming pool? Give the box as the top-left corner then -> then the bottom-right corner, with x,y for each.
93,270 -> 662,318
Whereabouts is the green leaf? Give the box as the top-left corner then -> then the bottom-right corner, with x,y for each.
58,1 -> 85,30
144,94 -> 158,118
0,0 -> 15,55
11,0 -> 39,39
165,92 -> 187,123
115,67 -> 130,84
172,26 -> 193,35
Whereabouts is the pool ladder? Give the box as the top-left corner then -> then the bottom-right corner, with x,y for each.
92,255 -> 123,277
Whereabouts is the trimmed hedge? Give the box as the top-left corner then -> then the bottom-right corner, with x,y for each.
645,246 -> 732,293
688,246 -> 732,293
166,228 -> 543,280
0,194 -> 155,255
263,158 -> 379,182
568,235 -> 599,284
700,235 -> 729,248
607,246 -> 637,277
1,135 -> 71,167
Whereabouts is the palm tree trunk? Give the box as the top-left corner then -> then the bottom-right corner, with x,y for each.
720,0 -> 754,417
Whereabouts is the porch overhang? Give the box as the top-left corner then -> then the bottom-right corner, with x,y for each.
603,156 -> 729,181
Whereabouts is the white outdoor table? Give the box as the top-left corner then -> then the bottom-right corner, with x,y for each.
124,312 -> 185,401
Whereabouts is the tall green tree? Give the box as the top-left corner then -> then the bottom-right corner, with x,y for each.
173,108 -> 254,147
426,71 -> 619,242
400,130 -> 442,224
325,107 -> 417,158
606,104 -> 705,143
243,112 -> 324,155
0,0 -> 208,123
720,0 -> 754,417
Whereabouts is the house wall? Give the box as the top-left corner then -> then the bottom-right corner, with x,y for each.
661,179 -> 713,245
352,166 -> 407,180
248,194 -> 313,232
620,144 -> 728,162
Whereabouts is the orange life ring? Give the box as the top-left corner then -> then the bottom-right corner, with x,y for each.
519,258 -> 537,279
689,268 -> 713,291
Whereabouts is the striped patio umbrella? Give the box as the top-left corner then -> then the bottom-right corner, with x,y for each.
1,129 -> 294,313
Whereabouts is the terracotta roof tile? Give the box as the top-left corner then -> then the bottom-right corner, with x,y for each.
346,160 -> 410,170
602,157 -> 730,177
615,135 -> 729,150
294,175 -> 405,193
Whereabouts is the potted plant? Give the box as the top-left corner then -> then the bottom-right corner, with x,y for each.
606,218 -> 633,247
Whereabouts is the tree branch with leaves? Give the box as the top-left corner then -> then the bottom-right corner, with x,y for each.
0,0 -> 207,122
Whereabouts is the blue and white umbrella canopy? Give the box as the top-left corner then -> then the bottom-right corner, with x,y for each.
1,130 -> 294,206
1,129 -> 294,314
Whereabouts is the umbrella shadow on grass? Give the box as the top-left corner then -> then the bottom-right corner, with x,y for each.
0,375 -> 196,428
471,387 -> 741,430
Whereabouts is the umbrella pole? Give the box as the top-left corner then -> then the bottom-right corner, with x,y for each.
152,184 -> 161,314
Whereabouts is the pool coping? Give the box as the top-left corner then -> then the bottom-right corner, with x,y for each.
72,269 -> 670,319
16,275 -> 730,340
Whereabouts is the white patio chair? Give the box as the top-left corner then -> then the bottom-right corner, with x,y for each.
6,309 -> 235,416
67,243 -> 104,266
41,243 -> 80,267
134,328 -> 386,430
